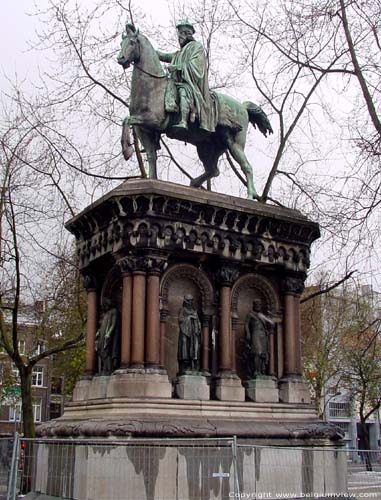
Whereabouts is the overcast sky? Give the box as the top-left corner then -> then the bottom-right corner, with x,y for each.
0,0 -> 173,88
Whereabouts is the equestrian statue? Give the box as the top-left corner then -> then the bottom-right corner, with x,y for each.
117,21 -> 273,200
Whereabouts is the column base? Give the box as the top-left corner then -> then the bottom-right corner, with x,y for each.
279,377 -> 311,404
107,369 -> 172,398
86,375 -> 109,400
244,376 -> 279,403
72,378 -> 92,402
175,374 -> 210,400
215,373 -> 245,402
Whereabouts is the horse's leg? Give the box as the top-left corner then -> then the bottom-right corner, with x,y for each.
226,132 -> 257,200
136,127 -> 158,179
191,143 -> 222,188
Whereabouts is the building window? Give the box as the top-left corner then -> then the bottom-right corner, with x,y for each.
329,402 -> 350,418
50,402 -> 62,420
9,403 -> 22,422
51,377 -> 63,395
33,400 -> 42,422
32,366 -> 44,387
33,342 -> 45,356
11,364 -> 20,382
335,422 -> 350,434
18,340 -> 26,355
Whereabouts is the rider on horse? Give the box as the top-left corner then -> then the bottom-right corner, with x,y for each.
157,20 -> 217,132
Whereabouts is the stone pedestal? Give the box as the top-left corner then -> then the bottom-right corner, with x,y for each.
72,379 -> 91,402
87,375 -> 109,400
175,374 -> 210,400
106,369 -> 172,399
215,374 -> 245,402
279,377 -> 311,404
245,377 -> 279,403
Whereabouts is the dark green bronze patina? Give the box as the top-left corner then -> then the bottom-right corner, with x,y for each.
117,23 -> 273,199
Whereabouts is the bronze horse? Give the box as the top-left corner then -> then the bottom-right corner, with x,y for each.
117,25 -> 273,199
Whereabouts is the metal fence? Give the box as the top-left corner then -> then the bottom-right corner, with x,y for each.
3,435 -> 381,500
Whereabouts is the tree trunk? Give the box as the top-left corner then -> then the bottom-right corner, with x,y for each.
360,418 -> 372,472
20,366 -> 34,493
20,367 -> 35,438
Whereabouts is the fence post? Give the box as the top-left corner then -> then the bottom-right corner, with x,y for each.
232,435 -> 240,497
6,432 -> 20,500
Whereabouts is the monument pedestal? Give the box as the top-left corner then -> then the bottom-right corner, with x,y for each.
175,374 -> 210,400
107,369 -> 172,399
215,373 -> 245,402
34,179 -> 345,499
279,377 -> 311,404
245,377 -> 279,403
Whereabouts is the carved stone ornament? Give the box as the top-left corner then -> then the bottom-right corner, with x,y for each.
282,276 -> 305,295
217,266 -> 240,287
82,273 -> 97,291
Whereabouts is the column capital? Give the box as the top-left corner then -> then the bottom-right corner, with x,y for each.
82,273 -> 97,291
118,255 -> 167,274
282,276 -> 305,296
217,265 -> 239,287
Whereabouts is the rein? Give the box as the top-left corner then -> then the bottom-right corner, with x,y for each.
130,38 -> 167,80
133,63 -> 167,79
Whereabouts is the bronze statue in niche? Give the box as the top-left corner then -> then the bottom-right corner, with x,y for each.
245,298 -> 274,378
95,299 -> 120,375
177,294 -> 202,374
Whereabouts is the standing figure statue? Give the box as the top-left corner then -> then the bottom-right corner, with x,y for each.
245,299 -> 274,377
95,299 -> 120,375
157,20 -> 216,132
178,294 -> 202,374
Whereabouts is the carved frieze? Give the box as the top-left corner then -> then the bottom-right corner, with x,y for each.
66,181 -> 319,273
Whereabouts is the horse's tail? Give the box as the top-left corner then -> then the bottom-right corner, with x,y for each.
244,102 -> 273,137
121,117 -> 134,160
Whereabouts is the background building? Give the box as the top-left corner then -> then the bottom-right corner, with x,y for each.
302,282 -> 381,450
0,303 -> 65,435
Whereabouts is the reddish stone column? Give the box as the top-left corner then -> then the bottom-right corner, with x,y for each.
294,294 -> 302,376
159,310 -> 168,367
217,266 -> 239,374
120,271 -> 132,368
231,316 -> 238,373
201,316 -> 210,373
283,276 -> 305,378
83,275 -> 97,376
284,292 -> 296,376
146,270 -> 160,368
130,270 -> 146,368
219,285 -> 232,372
269,325 -> 276,377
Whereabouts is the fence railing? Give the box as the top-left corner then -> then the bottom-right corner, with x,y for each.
3,436 -> 381,500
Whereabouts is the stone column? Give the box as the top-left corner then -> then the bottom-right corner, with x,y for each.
231,316 -> 238,373
201,315 -> 210,373
83,274 -> 98,376
269,325 -> 276,377
219,284 -> 233,373
215,266 -> 244,401
284,291 -> 297,376
118,260 -> 133,369
279,275 -> 310,404
130,265 -> 146,368
145,260 -> 163,369
282,276 -> 305,378
159,310 -> 168,367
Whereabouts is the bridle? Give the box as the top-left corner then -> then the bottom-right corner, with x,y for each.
127,36 -> 167,80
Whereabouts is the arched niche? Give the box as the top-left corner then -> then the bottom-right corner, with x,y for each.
231,273 -> 281,381
160,264 -> 214,381
100,265 -> 123,310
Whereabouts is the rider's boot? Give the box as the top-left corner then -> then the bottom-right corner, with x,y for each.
173,96 -> 190,129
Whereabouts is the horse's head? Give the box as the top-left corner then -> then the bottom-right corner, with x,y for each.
117,24 -> 140,70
